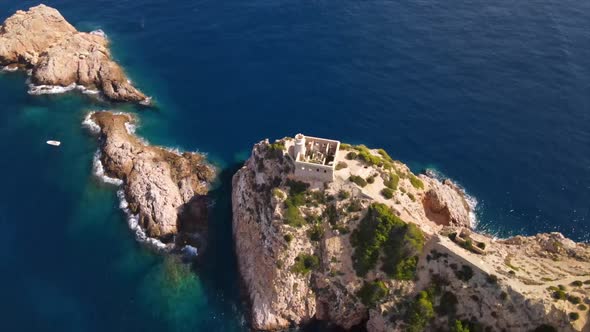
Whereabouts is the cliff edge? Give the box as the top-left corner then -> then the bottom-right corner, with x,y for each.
232,137 -> 590,332
0,5 -> 149,103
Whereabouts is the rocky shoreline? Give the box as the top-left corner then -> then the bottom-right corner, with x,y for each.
0,5 -> 150,104
84,111 -> 215,253
232,138 -> 590,332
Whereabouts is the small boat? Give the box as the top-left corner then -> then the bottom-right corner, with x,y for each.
46,140 -> 61,147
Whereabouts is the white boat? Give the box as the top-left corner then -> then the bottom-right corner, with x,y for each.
46,140 -> 61,147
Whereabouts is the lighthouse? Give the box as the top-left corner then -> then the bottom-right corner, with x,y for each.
294,133 -> 306,160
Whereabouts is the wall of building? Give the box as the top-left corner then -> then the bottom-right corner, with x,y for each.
293,161 -> 334,182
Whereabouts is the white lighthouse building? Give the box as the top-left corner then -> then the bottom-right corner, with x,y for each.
289,133 -> 340,182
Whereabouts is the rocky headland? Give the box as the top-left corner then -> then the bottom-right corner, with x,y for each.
232,137 -> 590,331
0,5 -> 149,103
85,111 -> 215,252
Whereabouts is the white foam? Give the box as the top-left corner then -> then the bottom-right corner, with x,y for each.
116,189 -> 169,252
425,167 -> 480,228
90,29 -> 107,38
1,65 -> 18,72
92,150 -> 124,186
139,97 -> 152,106
124,122 -> 137,134
82,112 -> 101,135
28,83 -> 100,96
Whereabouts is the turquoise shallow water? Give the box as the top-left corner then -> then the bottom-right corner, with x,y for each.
1,0 -> 590,331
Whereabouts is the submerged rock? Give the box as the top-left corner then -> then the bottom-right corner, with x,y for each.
0,5 -> 148,103
86,111 -> 215,249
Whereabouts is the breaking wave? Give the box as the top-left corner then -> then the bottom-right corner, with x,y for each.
92,150 -> 123,186
424,167 -> 480,229
28,83 -> 100,96
82,112 -> 101,134
116,189 -> 169,252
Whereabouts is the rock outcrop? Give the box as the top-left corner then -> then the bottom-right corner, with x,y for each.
0,5 -> 148,103
87,111 -> 215,248
232,138 -> 590,332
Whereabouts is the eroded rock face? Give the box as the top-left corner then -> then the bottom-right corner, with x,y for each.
0,5 -> 148,103
423,178 -> 471,227
88,111 -> 215,243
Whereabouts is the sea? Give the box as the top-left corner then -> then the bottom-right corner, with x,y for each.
0,0 -> 589,331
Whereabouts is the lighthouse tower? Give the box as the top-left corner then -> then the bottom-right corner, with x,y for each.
294,133 -> 306,160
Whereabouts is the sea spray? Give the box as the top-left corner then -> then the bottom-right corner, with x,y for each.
117,190 -> 169,252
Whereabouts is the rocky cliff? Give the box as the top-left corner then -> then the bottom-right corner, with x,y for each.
0,5 -> 149,103
85,111 -> 215,250
232,138 -> 590,332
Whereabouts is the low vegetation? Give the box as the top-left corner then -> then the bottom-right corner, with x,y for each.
335,161 -> 348,170
351,203 -> 424,279
405,290 -> 434,332
268,141 -> 285,159
349,175 -> 368,187
409,174 -> 424,189
357,281 -> 388,307
291,253 -> 320,275
384,172 -> 400,190
381,188 -> 394,199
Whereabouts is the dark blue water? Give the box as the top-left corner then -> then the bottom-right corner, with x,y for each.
1,0 -> 589,331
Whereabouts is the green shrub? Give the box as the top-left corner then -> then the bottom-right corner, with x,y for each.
347,198 -> 363,212
351,203 -> 405,276
578,304 -> 588,311
340,143 -> 352,150
462,239 -> 473,250
367,175 -> 375,184
284,233 -> 293,243
307,224 -> 324,242
584,280 -> 590,285
349,175 -> 368,187
454,265 -> 474,282
384,173 -> 400,190
449,232 -> 457,241
381,188 -> 394,199
533,325 -> 558,332
285,205 -> 305,227
335,161 -> 348,170
291,254 -> 320,275
477,242 -> 486,250
486,274 -> 498,284
438,291 -> 458,316
570,280 -> 583,287
405,291 -> 434,332
355,145 -> 384,166
268,142 -> 285,158
357,281 -> 388,307
567,295 -> 581,305
569,312 -> 579,321
450,320 -> 470,332
552,290 -> 566,300
407,192 -> 416,202
325,204 -> 339,225
346,151 -> 357,160
284,179 -> 309,207
377,148 -> 394,162
558,284 -> 567,291
409,175 -> 424,189
382,223 -> 425,280
337,189 -> 350,200
273,188 -> 286,200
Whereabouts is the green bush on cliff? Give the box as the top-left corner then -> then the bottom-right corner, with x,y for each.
384,172 -> 400,190
409,174 -> 424,189
351,203 -> 424,279
381,188 -> 394,199
405,291 -> 434,332
450,320 -> 470,332
349,175 -> 368,187
382,222 -> 425,280
307,224 -> 324,242
291,253 -> 320,275
268,142 -> 285,159
335,161 -> 348,170
357,281 -> 388,307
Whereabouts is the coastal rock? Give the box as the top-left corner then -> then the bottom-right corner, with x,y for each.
232,137 -> 590,332
87,111 -> 215,245
0,5 -> 148,103
423,178 -> 472,227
